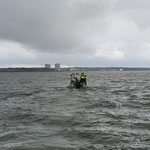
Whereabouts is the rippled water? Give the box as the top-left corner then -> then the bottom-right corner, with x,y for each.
0,71 -> 150,150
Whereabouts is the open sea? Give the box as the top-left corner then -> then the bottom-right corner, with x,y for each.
0,71 -> 150,150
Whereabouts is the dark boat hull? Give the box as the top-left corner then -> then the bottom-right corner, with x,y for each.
68,81 -> 87,89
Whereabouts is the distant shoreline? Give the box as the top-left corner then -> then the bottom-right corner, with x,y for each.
1,67 -> 150,72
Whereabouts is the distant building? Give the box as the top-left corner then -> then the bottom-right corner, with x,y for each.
45,64 -> 51,69
55,63 -> 60,71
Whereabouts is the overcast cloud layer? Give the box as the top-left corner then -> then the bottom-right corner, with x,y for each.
1,0 -> 150,67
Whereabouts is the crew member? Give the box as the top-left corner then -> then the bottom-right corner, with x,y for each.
80,72 -> 86,85
70,73 -> 75,84
73,77 -> 76,82
72,77 -> 77,86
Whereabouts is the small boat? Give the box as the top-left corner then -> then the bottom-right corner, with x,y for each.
68,73 -> 87,89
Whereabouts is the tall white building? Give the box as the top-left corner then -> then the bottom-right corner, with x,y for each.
45,64 -> 51,69
55,63 -> 60,71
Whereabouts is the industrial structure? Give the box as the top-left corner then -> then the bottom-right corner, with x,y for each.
45,64 -> 51,69
55,63 -> 60,71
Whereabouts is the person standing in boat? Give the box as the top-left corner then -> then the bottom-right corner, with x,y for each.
80,72 -> 87,86
70,73 -> 75,85
72,77 -> 76,84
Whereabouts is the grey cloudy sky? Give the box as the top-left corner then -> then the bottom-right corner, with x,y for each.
1,0 -> 150,67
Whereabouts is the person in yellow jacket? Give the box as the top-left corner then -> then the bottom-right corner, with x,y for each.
72,77 -> 76,82
80,72 -> 87,85
72,77 -> 77,86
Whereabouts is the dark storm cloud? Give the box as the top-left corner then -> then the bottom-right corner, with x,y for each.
0,0 -> 76,52
0,0 -> 114,54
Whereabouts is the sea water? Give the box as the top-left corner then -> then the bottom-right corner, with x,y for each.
0,71 -> 150,150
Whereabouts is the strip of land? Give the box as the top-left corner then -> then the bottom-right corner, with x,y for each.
0,67 -> 150,72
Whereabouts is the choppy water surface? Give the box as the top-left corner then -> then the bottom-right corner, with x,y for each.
0,71 -> 150,150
